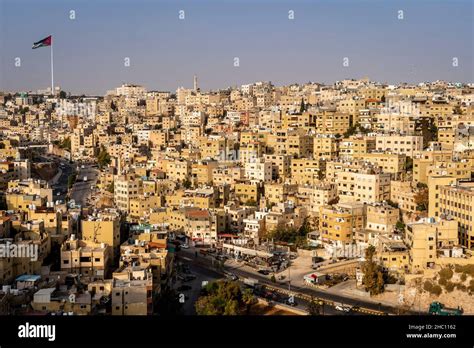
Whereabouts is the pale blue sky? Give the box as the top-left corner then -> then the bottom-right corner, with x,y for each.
1,0 -> 473,95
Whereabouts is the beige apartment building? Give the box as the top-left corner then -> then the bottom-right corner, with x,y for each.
60,237 -> 111,280
427,176 -> 457,218
365,203 -> 399,233
319,202 -> 364,244
405,218 -> 458,270
340,136 -> 376,159
438,182 -> 474,249
336,171 -> 391,203
313,135 -> 339,160
82,211 -> 121,262
390,180 -> 417,213
413,150 -> 453,184
291,158 -> 323,185
375,135 -> 424,157
263,154 -> 291,179
355,153 -> 406,178
114,174 -> 141,213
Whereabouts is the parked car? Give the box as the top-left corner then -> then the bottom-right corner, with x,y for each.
181,244 -> 189,249
286,298 -> 298,307
335,305 -> 351,313
257,269 -> 271,275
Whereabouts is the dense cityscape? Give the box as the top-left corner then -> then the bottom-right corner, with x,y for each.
0,77 -> 473,317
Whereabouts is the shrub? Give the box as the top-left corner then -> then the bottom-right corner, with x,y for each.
438,277 -> 447,286
456,283 -> 467,292
460,273 -> 467,282
431,285 -> 442,296
445,281 -> 455,292
469,280 -> 474,293
423,281 -> 433,292
439,267 -> 454,280
454,264 -> 474,277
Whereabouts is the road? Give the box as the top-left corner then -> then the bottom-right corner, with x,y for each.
70,164 -> 99,207
178,248 -> 416,316
175,256 -> 225,315
37,154 -> 74,202
176,252 -> 356,316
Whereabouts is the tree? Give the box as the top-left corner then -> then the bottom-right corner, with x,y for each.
406,157 -> 413,171
67,174 -> 77,189
299,98 -> 305,113
59,137 -> 71,151
307,297 -> 321,315
395,220 -> 406,232
96,145 -> 111,169
106,182 -> 114,193
361,245 -> 385,296
242,288 -> 257,314
245,199 -> 257,207
414,187 -> 429,211
59,90 -> 67,99
195,280 -> 243,316
267,217 -> 311,248
182,179 -> 192,189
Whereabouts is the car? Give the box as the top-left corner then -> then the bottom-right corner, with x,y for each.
177,285 -> 192,292
225,273 -> 238,281
257,269 -> 271,275
335,305 -> 351,313
286,298 -> 298,307
181,244 -> 189,249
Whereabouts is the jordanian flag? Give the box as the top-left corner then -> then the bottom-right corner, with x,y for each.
32,35 -> 52,49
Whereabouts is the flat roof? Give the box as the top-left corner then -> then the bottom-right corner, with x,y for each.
16,274 -> 41,282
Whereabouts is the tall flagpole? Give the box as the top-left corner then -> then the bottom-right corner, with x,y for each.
50,37 -> 54,96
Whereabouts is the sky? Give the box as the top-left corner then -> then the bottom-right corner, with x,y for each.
0,0 -> 473,95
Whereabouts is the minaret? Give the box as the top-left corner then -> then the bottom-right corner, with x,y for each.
193,75 -> 198,92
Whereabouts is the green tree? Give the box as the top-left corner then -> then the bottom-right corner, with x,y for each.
395,220 -> 406,232
59,90 -> 67,99
182,179 -> 192,189
195,280 -> 243,316
299,98 -> 305,113
96,145 -> 111,169
59,137 -> 71,151
307,296 -> 321,315
107,182 -> 114,193
67,174 -> 77,189
242,288 -> 257,314
362,245 -> 385,296
245,198 -> 257,207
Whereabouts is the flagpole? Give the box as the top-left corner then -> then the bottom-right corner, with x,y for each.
50,38 -> 54,96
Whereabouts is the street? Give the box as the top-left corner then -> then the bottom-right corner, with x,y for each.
70,164 -> 99,206
177,247 -> 401,315
176,251 -> 361,316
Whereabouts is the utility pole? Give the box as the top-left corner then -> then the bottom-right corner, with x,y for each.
288,260 -> 291,292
